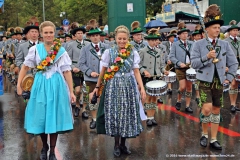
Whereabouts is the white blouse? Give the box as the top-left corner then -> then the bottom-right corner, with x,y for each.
24,45 -> 72,79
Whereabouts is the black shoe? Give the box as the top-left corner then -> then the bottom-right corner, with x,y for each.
82,111 -> 89,119
71,103 -> 76,109
113,146 -> 121,157
40,146 -> 49,160
151,119 -> 158,125
236,107 -> 240,111
90,119 -> 96,129
144,109 -> 147,116
230,105 -> 236,113
49,153 -> 57,160
167,89 -> 172,95
175,102 -> 181,110
157,98 -> 163,103
210,141 -> 222,150
74,107 -> 80,117
195,98 -> 200,105
120,145 -> 131,155
146,119 -> 152,126
200,136 -> 208,147
185,107 -> 193,113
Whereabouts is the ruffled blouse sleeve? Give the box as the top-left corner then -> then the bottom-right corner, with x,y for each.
23,46 -> 37,68
58,52 -> 72,72
101,49 -> 110,68
133,50 -> 140,69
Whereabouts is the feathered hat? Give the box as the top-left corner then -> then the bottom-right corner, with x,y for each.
7,27 -> 15,36
99,26 -> 107,36
14,27 -> 23,35
70,22 -> 85,35
87,19 -> 102,36
108,32 -> 115,38
192,24 -> 203,36
203,4 -> 224,28
227,20 -> 240,32
130,21 -> 143,35
167,29 -> 177,38
23,16 -> 39,34
144,28 -> 160,39
177,22 -> 190,35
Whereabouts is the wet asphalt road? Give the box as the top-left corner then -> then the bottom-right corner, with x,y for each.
1,75 -> 240,160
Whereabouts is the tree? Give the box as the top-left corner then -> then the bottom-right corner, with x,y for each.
146,0 -> 165,16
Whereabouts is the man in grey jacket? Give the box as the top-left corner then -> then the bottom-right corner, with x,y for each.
224,23 -> 240,113
191,4 -> 238,150
79,24 -> 108,129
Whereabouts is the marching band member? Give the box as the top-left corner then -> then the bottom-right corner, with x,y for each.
139,28 -> 168,126
192,24 -> 203,105
130,21 -> 148,52
169,22 -> 194,113
79,19 -> 108,129
99,26 -> 110,46
162,30 -> 177,94
67,24 -> 90,118
191,5 -> 238,150
224,20 -> 240,113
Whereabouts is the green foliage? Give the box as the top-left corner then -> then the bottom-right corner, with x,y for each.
0,0 -> 107,29
146,0 -> 165,17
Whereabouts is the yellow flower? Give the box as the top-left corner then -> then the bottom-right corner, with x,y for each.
51,55 -> 56,60
37,65 -> 43,70
122,53 -> 127,57
104,74 -> 109,80
215,16 -> 220,20
41,60 -> 48,66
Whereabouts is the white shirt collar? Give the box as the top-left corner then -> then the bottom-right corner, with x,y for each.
30,40 -> 38,44
148,45 -> 155,50
230,35 -> 238,40
208,37 -> 218,43
92,42 -> 100,47
180,39 -> 186,44
77,39 -> 83,44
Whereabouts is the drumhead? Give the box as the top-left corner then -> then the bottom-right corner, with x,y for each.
146,80 -> 167,88
186,68 -> 196,74
237,69 -> 240,74
167,71 -> 176,77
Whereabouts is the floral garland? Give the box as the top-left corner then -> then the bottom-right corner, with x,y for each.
36,38 -> 61,71
103,42 -> 132,81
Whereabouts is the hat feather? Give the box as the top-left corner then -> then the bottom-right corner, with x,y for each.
131,21 -> 140,30
204,4 -> 221,23
229,20 -> 237,25
14,27 -> 22,33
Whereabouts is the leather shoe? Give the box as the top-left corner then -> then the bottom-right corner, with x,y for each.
167,89 -> 172,95
151,119 -> 158,125
175,102 -> 181,110
113,146 -> 121,157
200,136 -> 208,147
236,107 -> 240,111
49,153 -> 57,160
210,141 -> 222,150
157,98 -> 163,103
230,105 -> 236,113
90,119 -> 96,129
74,107 -> 80,117
40,145 -> 49,160
185,107 -> 193,113
146,119 -> 152,126
120,145 -> 131,155
82,111 -> 89,119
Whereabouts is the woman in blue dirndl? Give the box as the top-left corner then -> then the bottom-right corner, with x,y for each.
17,21 -> 75,160
94,25 -> 146,157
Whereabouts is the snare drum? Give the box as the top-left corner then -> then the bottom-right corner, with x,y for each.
163,71 -> 176,83
235,69 -> 240,81
186,68 -> 196,82
145,80 -> 167,96
223,83 -> 230,93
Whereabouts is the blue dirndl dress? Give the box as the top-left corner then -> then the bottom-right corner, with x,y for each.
100,47 -> 143,138
24,44 -> 73,134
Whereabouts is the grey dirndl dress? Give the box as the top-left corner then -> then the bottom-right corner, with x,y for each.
100,47 -> 143,138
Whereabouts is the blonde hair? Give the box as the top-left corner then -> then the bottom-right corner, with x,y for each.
39,21 -> 56,33
114,25 -> 129,37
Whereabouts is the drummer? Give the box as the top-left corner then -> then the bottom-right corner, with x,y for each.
169,22 -> 194,113
139,28 -> 168,126
224,20 -> 240,113
192,24 -> 203,105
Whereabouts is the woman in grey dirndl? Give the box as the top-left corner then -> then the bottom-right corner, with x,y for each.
94,25 -> 146,157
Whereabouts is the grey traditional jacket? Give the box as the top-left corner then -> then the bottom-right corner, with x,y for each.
158,43 -> 168,63
224,37 -> 240,63
66,40 -> 90,69
79,43 -> 108,82
139,46 -> 165,76
191,38 -> 238,84
15,41 -> 40,67
162,41 -> 171,55
169,40 -> 193,68
130,40 -> 148,52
